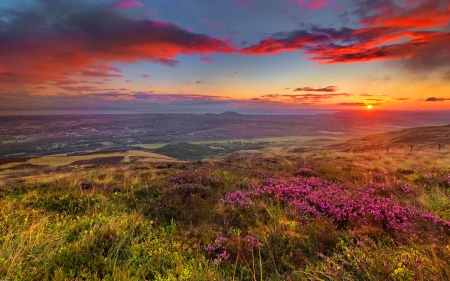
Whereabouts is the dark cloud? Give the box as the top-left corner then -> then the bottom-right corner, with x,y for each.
444,72 -> 450,80
425,97 -> 450,102
337,100 -> 386,106
184,81 -> 204,85
364,98 -> 387,102
259,93 -> 351,104
0,90 -> 234,111
49,79 -> 107,86
337,102 -> 366,106
60,86 -> 126,92
294,86 -> 337,92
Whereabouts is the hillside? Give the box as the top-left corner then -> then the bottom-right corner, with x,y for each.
1,145 -> 450,280
0,150 -> 177,185
327,124 -> 450,152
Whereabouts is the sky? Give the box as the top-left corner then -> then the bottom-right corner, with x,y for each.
0,0 -> 449,113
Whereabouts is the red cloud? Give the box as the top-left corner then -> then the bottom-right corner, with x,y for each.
112,0 -> 143,9
362,0 -> 450,28
308,0 -> 328,10
259,93 -> 351,104
241,0 -> 450,72
200,56 -> 213,63
0,18 -> 234,86
295,0 -> 328,10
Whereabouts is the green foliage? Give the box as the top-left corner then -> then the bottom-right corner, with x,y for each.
25,193 -> 102,215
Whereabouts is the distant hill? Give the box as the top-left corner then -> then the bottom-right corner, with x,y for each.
327,124 -> 450,151
218,111 -> 241,116
204,111 -> 243,119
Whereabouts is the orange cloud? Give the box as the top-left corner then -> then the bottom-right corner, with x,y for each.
0,7 -> 234,86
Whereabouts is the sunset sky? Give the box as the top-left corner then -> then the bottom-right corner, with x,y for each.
0,0 -> 449,113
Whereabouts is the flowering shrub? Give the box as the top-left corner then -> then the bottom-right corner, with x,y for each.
222,175 -> 450,242
443,174 -> 450,187
80,181 -> 93,190
295,168 -> 318,177
221,190 -> 254,210
205,231 -> 262,266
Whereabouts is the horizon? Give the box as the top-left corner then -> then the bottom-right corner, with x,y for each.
1,108 -> 450,117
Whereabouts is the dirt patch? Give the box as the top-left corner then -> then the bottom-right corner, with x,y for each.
2,163 -> 46,171
128,156 -> 146,162
0,157 -> 35,165
288,148 -> 308,153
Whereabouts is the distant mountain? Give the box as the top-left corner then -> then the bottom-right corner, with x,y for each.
204,111 -> 243,118
327,124 -> 450,151
218,111 -> 241,116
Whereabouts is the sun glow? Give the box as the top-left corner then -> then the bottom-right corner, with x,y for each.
367,104 -> 373,110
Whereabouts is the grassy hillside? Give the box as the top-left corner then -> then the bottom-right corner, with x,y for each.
328,124 -> 450,152
1,147 -> 450,280
0,150 -> 177,186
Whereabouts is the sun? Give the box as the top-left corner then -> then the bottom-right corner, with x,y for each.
367,104 -> 373,110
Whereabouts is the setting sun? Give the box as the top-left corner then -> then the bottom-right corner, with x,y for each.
367,104 -> 373,110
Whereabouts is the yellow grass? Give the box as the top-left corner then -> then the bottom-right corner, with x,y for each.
26,152 -> 126,167
123,150 -> 177,162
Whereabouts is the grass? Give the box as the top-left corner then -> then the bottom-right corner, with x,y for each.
123,150 -> 177,163
2,139 -> 28,144
0,149 -> 449,280
132,143 -> 169,149
26,153 -> 126,167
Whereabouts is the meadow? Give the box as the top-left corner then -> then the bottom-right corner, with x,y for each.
1,148 -> 449,280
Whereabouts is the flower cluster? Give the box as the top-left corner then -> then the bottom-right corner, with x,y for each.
443,174 -> 450,186
221,190 -> 254,210
205,231 -> 262,265
204,235 -> 230,265
221,174 -> 450,240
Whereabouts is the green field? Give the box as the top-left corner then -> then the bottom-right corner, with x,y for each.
2,139 -> 28,144
132,143 -> 169,149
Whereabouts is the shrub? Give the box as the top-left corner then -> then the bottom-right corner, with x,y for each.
295,168 -> 319,177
